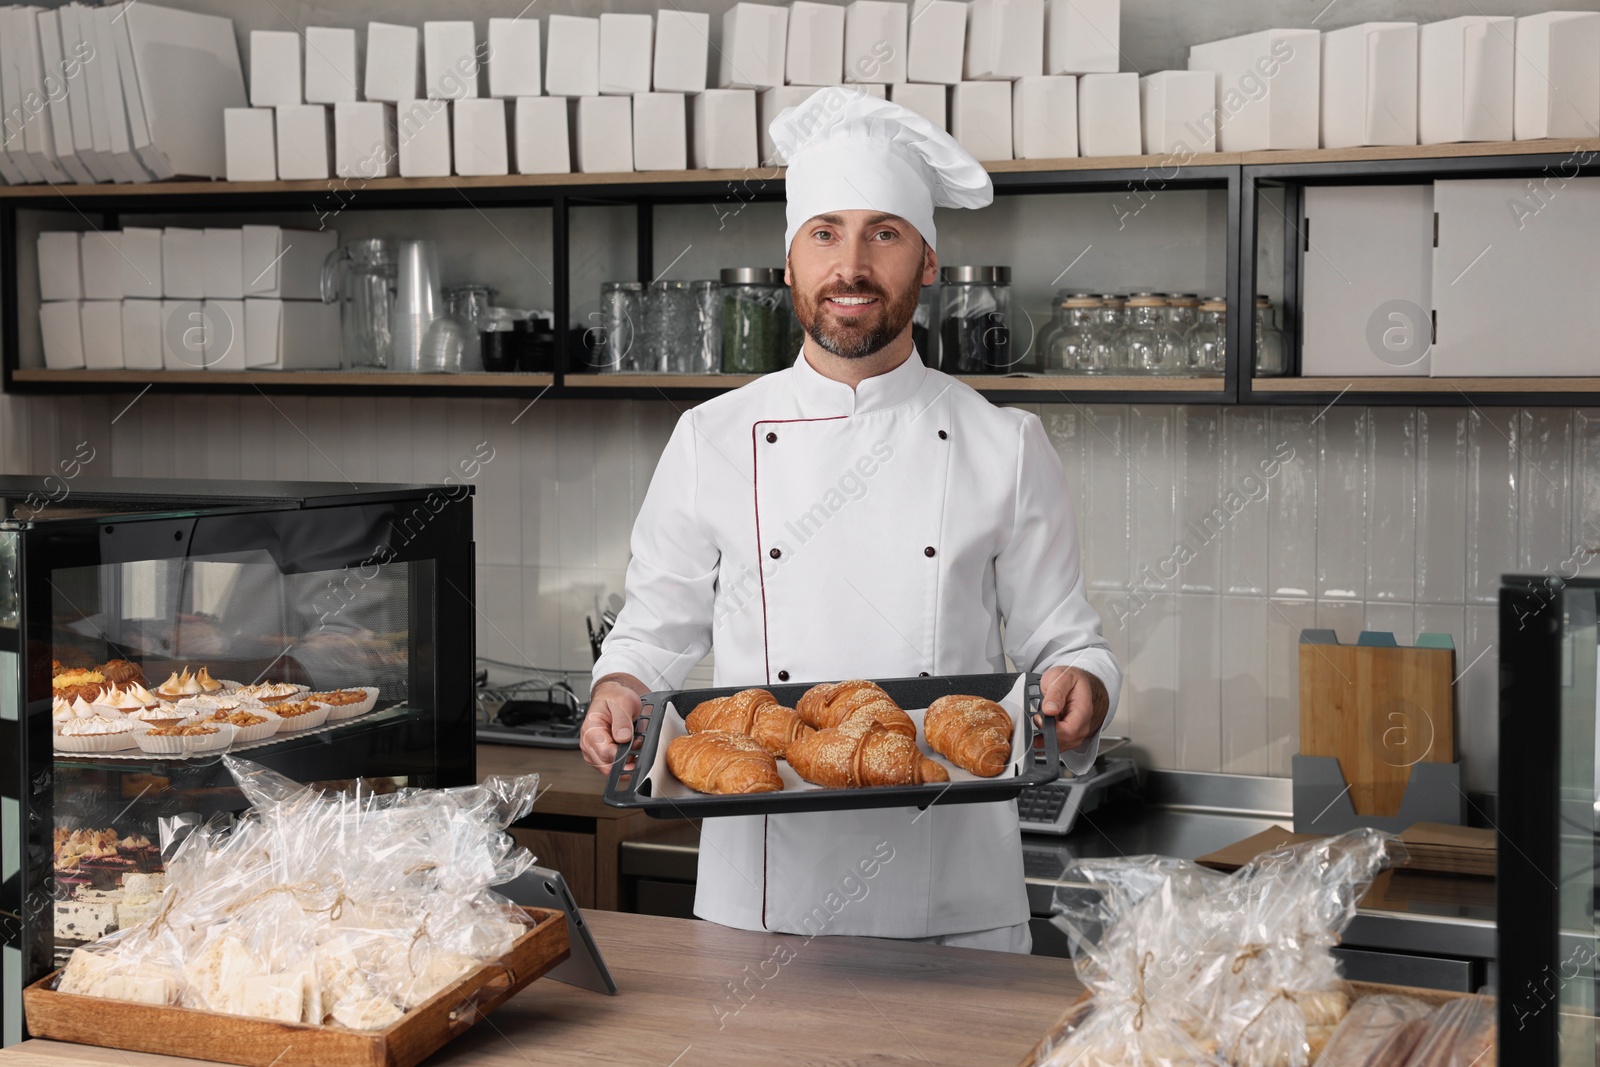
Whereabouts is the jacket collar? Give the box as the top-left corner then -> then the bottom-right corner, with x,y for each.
787,345 -> 929,417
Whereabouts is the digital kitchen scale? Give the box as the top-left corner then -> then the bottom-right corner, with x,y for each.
1017,738 -> 1139,835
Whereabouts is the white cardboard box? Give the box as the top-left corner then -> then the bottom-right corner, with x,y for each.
56,5 -> 114,182
889,81 -> 947,128
488,17 -> 542,99
453,98 -> 509,176
241,226 -> 338,300
600,14 -> 653,96
1431,177 -> 1600,376
908,0 -> 965,84
396,99 -> 452,176
224,107 -> 276,181
787,2 -> 844,87
275,105 -> 333,180
36,9 -> 94,183
250,30 -> 302,107
1302,185 -> 1433,376
203,228 -> 244,300
514,97 -> 571,173
38,232 -> 83,302
1320,22 -> 1417,148
576,96 -> 634,172
1012,76 -> 1076,158
335,102 -> 399,178
161,227 -> 206,299
366,22 -> 420,103
304,27 -> 358,105
1187,28 -> 1321,151
202,298 -> 245,371
85,6 -> 143,183
40,302 -> 85,369
760,85 -> 817,163
161,299 -> 200,370
80,300 -> 124,369
719,4 -> 788,90
965,0 -> 1043,81
844,2 -> 907,84
121,299 -> 164,370
1077,72 -> 1139,156
123,2 -> 248,180
1141,70 -> 1216,155
10,7 -> 69,183
119,227 -> 162,300
633,92 -> 687,171
949,81 -> 1011,160
1045,0 -> 1119,75
82,234 -> 123,301
546,16 -> 600,98
838,82 -> 886,98
692,88 -> 758,168
1514,12 -> 1600,140
424,21 -> 479,100
655,10 -> 711,93
1418,17 -> 1514,144
245,299 -> 341,369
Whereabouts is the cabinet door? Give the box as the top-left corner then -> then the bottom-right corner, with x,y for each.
511,828 -> 597,908
1302,184 -> 1434,376
1432,177 -> 1600,375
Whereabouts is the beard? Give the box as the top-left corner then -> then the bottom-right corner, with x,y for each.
793,276 -> 922,360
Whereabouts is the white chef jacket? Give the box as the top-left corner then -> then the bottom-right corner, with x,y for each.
592,347 -> 1122,938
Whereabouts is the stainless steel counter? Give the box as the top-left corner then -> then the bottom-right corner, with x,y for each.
617,769 -> 1497,991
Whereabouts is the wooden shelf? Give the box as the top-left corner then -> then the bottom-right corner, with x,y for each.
1241,137 -> 1600,167
1253,376 -> 1600,394
9,369 -> 554,388
566,373 -> 760,389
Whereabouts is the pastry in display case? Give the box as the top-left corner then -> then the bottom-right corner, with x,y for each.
0,477 -> 476,1047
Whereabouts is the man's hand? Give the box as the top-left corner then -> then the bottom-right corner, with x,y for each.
580,674 -> 647,773
1037,665 -> 1110,753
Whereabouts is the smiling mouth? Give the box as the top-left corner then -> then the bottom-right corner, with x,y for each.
823,294 -> 881,314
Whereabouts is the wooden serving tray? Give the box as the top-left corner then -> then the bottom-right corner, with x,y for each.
24,906 -> 570,1067
1017,980 -> 1485,1066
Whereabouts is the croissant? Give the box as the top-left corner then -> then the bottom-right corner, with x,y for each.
787,709 -> 948,789
795,679 -> 916,738
666,730 -> 784,794
923,695 -> 1013,777
685,688 -> 814,757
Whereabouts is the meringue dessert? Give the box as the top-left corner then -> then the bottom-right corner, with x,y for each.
234,681 -> 301,704
155,668 -> 205,699
195,667 -> 225,693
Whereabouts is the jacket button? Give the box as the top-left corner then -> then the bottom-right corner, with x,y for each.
924,546 -> 936,557
770,547 -> 781,559
777,670 -> 790,681
766,432 -> 777,443
918,671 -> 930,677
938,430 -> 948,440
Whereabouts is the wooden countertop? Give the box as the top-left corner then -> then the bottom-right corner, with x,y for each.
1,911 -> 1080,1067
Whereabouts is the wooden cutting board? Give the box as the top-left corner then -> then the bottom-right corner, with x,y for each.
1298,634 -> 1455,818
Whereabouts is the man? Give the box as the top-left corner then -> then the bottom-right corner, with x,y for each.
581,90 -> 1120,953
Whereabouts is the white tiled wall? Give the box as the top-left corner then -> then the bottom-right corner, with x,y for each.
5,390 -> 1597,792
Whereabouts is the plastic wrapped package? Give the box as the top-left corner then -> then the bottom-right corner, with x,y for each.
57,757 -> 541,1029
1040,829 -> 1406,1067
1315,995 -> 1433,1066
1403,997 -> 1496,1067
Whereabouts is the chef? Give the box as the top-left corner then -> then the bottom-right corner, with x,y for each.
581,89 -> 1121,953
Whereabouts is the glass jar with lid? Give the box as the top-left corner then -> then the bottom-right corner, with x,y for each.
1036,289 -> 1074,369
1186,297 -> 1227,377
938,266 -> 1012,374
692,279 -> 722,374
1161,293 -> 1200,373
721,268 -> 794,374
1092,295 -> 1127,373
646,279 -> 700,373
1044,294 -> 1101,374
594,281 -> 643,372
1120,293 -> 1184,375
1253,295 -> 1288,377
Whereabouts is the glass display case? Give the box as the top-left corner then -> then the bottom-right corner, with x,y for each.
0,477 -> 476,1046
1500,575 -> 1600,1065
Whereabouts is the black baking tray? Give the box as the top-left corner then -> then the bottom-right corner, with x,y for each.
603,672 -> 1060,818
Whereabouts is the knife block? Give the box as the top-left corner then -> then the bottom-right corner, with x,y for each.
1294,629 -> 1463,833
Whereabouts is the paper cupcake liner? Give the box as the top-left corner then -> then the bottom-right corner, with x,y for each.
54,729 -> 140,753
318,686 -> 380,720
186,722 -> 239,753
272,701 -> 331,733
184,711 -> 282,744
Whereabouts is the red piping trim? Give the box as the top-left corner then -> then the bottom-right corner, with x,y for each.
751,416 -> 847,685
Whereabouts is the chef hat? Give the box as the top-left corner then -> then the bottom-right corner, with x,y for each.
770,88 -> 992,254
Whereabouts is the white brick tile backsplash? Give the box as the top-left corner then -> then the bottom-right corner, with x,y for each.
1465,408 -> 1518,603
